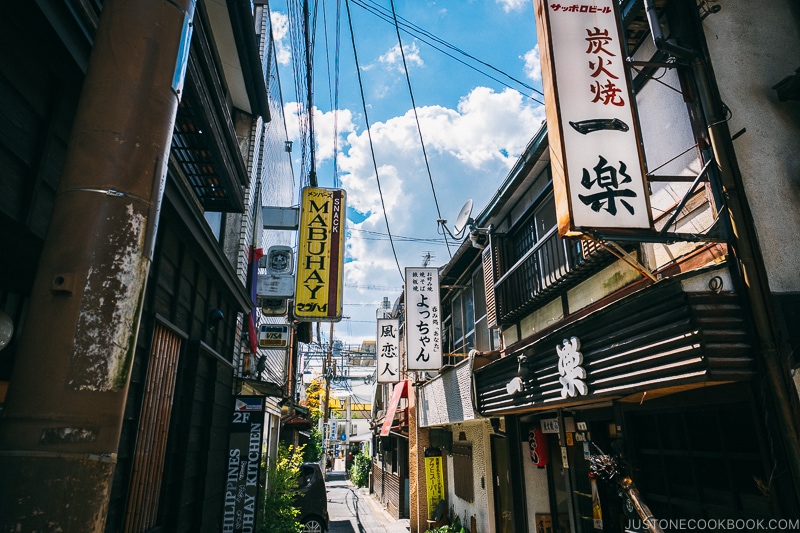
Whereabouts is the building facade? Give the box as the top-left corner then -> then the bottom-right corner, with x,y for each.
412,0 -> 800,532
0,0 -> 296,530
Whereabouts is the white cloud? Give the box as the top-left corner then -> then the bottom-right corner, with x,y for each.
523,45 -> 542,83
284,88 -> 544,345
496,0 -> 528,12
270,12 -> 292,66
312,108 -> 357,163
283,104 -> 357,168
378,42 -> 424,73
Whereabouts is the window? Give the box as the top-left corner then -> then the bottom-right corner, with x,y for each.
509,191 -> 569,290
472,268 -> 493,352
447,264 -> 495,355
452,444 -> 474,502
452,293 -> 464,347
204,211 -> 223,242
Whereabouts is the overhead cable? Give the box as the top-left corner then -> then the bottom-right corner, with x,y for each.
388,0 -> 452,259
344,0 -> 405,284
286,0 -> 313,185
352,0 -> 544,104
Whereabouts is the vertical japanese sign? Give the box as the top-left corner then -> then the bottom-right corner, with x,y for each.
535,0 -> 652,235
376,318 -> 400,383
424,448 -> 446,519
405,267 -> 442,371
223,397 -> 264,533
294,187 -> 346,320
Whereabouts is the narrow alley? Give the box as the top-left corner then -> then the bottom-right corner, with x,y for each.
325,460 -> 410,533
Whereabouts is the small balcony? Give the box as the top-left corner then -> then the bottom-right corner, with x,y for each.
492,228 -> 616,325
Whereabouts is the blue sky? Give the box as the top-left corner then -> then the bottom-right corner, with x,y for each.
269,0 -> 545,345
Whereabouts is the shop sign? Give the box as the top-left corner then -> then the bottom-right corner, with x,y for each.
424,448 -> 445,519
258,324 -> 289,349
376,318 -> 400,383
557,336 -> 588,398
529,427 -> 550,467
541,418 -> 560,434
223,397 -> 264,533
534,0 -> 652,235
294,187 -> 345,320
257,245 -> 295,300
405,267 -> 442,370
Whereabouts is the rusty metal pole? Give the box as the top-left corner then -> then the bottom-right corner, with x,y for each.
0,0 -> 194,529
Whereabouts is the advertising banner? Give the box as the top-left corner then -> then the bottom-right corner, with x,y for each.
424,448 -> 446,519
223,397 -> 265,533
405,267 -> 442,371
295,187 -> 346,320
535,0 -> 652,235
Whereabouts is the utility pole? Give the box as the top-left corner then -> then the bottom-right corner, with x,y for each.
323,322 -> 334,425
0,0 -> 193,529
322,321 -> 334,462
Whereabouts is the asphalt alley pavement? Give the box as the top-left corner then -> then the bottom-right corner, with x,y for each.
325,463 -> 410,533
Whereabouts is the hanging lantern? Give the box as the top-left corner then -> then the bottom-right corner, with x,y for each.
529,426 -> 549,468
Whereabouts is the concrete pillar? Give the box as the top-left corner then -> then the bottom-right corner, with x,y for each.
0,0 -> 194,529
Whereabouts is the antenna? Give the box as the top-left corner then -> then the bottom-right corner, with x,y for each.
437,199 -> 474,240
437,198 -> 494,250
452,199 -> 473,235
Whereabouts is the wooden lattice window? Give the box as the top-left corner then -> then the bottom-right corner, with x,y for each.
123,323 -> 182,533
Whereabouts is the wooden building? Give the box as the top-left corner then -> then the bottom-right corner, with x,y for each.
414,1 -> 800,532
0,0 -> 296,530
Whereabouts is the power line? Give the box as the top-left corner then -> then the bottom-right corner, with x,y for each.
388,0 -> 452,259
286,0 -> 315,185
344,0 -> 404,284
351,0 -> 544,104
348,227 -> 448,245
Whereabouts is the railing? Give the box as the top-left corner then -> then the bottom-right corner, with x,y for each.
493,227 -> 604,323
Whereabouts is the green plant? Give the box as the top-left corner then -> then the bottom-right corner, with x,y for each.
348,449 -> 371,487
426,514 -> 465,533
260,443 -> 305,533
303,426 -> 322,463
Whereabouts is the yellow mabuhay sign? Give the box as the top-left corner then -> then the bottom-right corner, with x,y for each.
294,187 -> 345,320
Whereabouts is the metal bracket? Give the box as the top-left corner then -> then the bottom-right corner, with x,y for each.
584,236 -> 658,282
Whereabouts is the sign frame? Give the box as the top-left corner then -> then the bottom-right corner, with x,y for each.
376,318 -> 401,383
405,267 -> 442,371
294,187 -> 346,321
535,0 -> 653,236
223,396 -> 265,533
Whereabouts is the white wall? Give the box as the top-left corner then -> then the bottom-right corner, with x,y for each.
522,438 -> 551,533
444,421 -> 494,533
703,0 -> 800,293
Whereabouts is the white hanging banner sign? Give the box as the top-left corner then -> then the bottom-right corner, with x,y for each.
535,0 -> 652,235
405,267 -> 442,371
376,318 -> 401,383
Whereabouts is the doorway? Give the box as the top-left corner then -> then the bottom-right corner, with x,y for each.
491,434 -> 515,533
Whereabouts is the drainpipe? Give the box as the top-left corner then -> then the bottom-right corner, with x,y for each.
644,0 -> 800,508
643,0 -> 695,59
692,57 -> 800,506
0,0 -> 194,529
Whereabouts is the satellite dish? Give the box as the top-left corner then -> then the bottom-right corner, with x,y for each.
452,199 -> 474,236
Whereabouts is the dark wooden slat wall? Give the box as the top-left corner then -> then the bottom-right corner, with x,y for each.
475,279 -> 755,416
